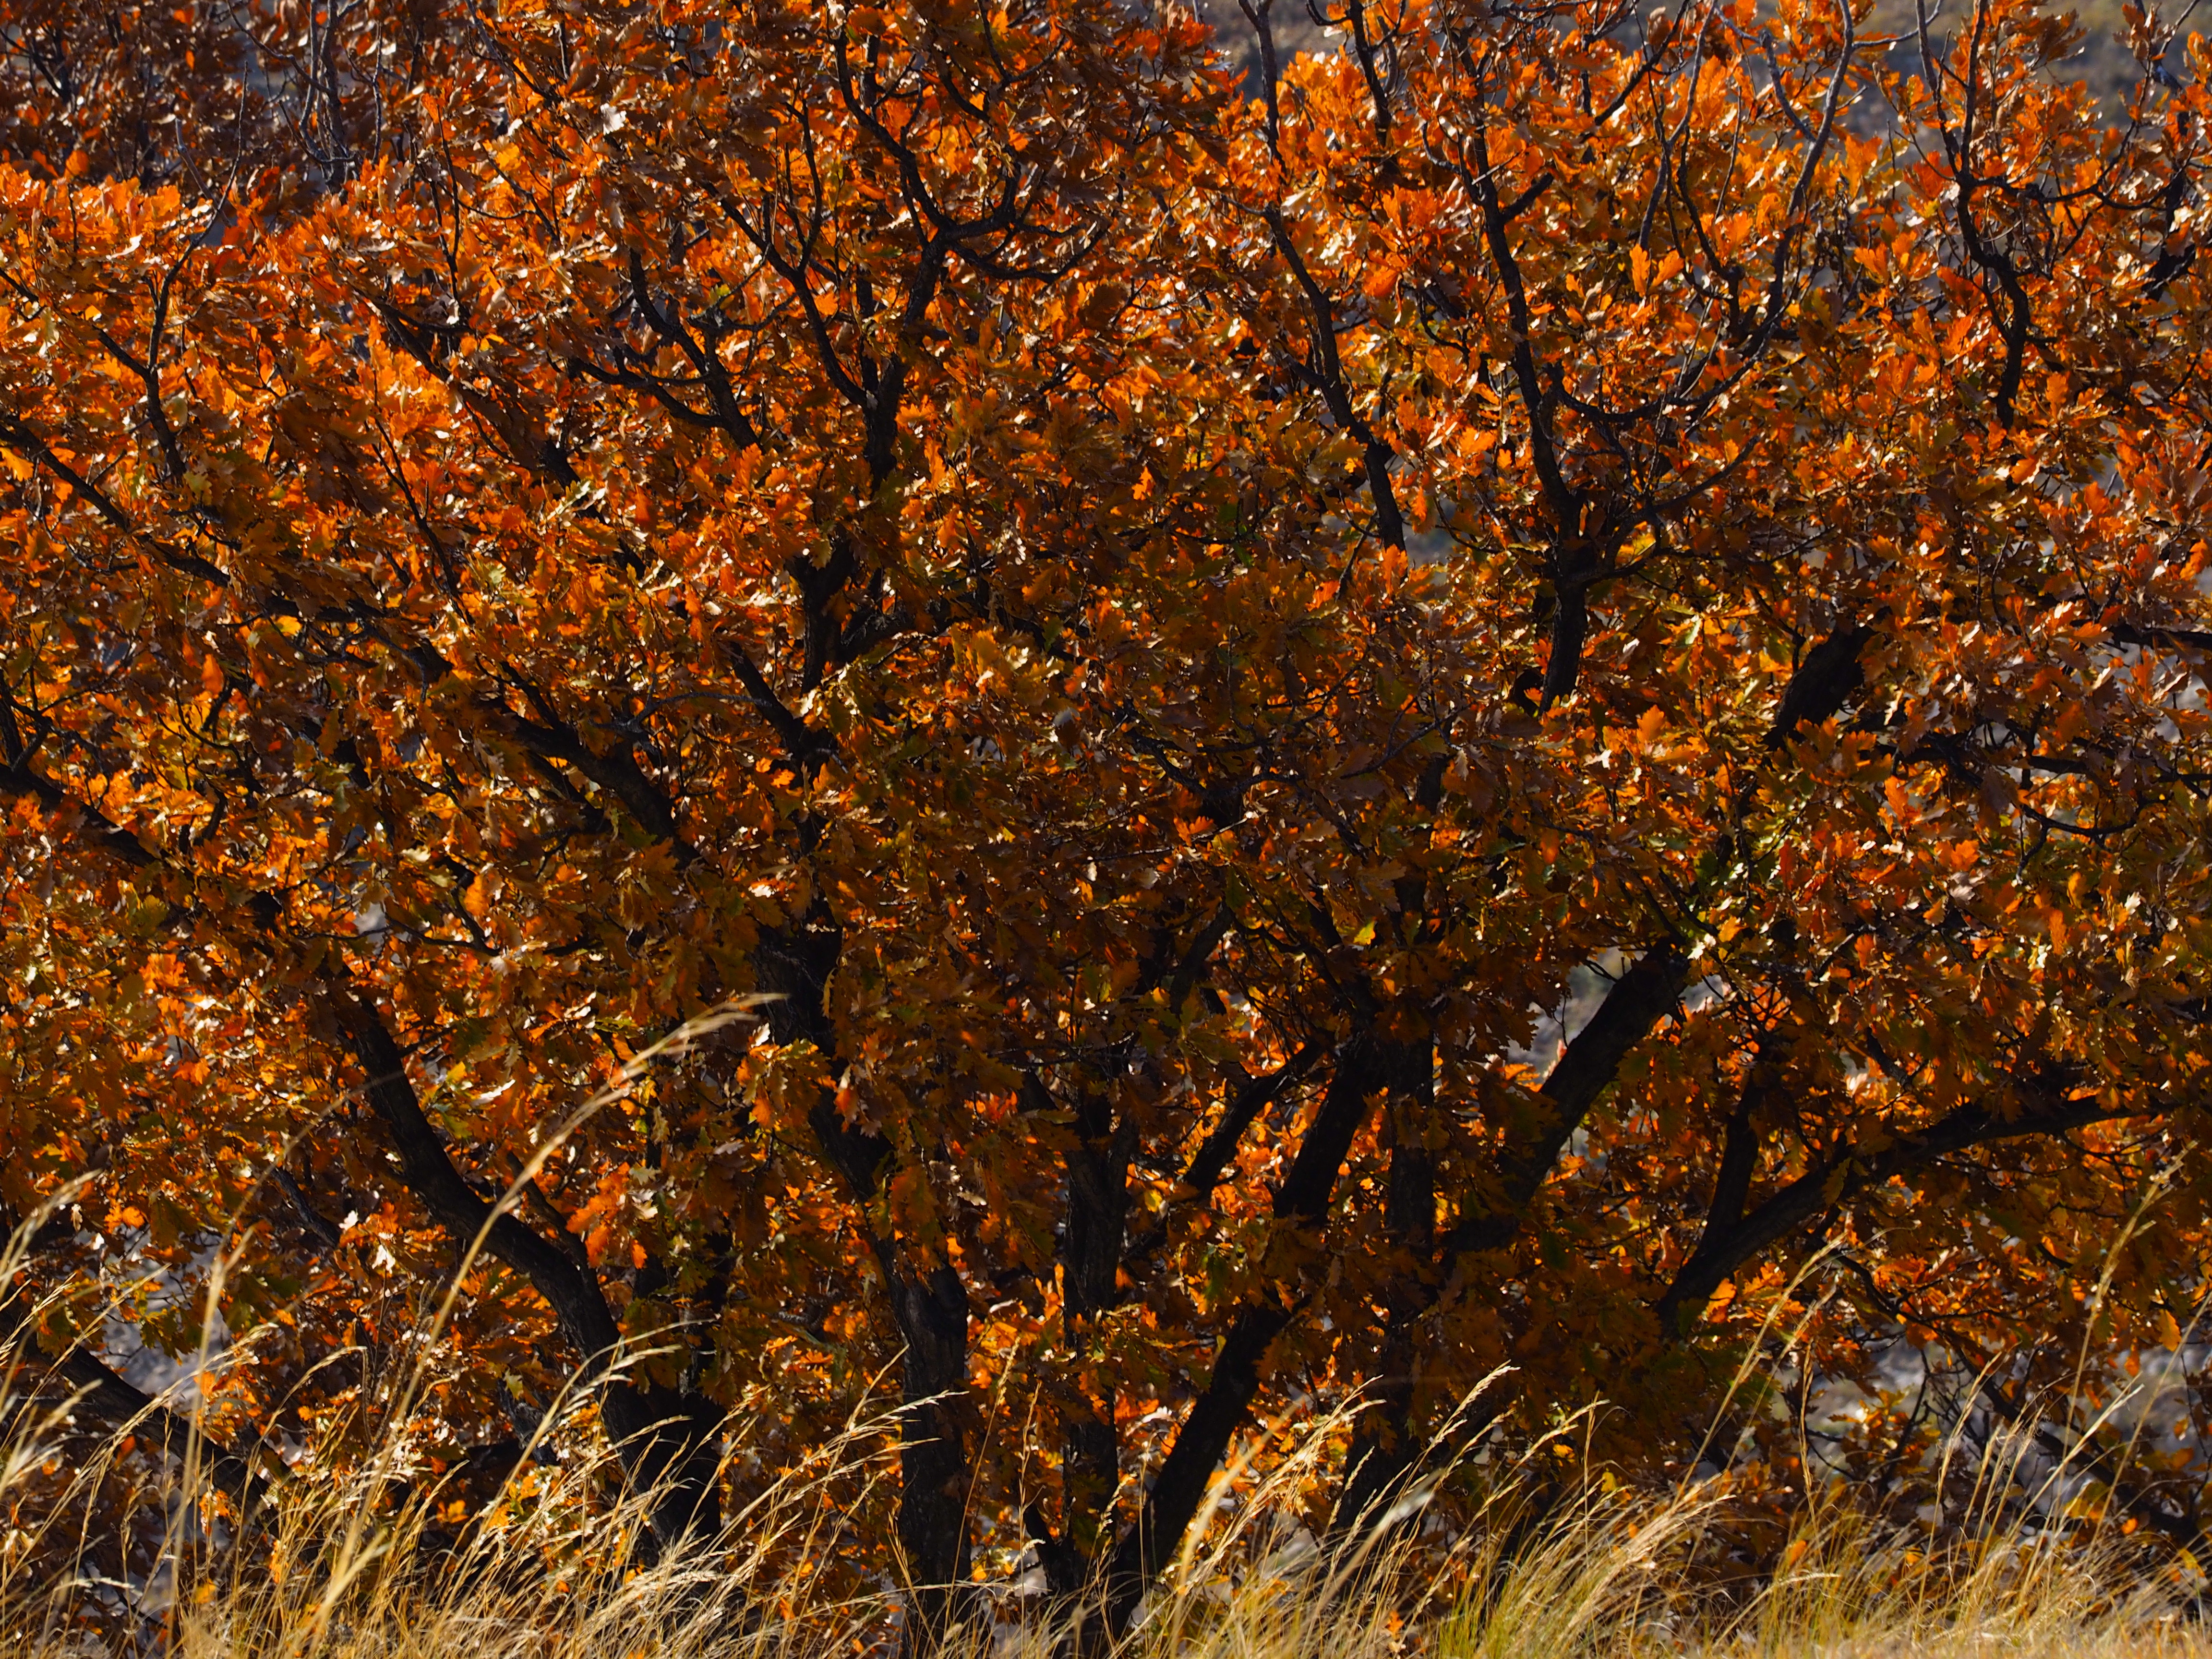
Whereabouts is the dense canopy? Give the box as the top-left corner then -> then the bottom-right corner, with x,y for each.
7,0 -> 2212,1634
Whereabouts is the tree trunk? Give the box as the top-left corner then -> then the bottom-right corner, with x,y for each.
886,1258 -> 974,1652
770,913 -> 979,1650
1102,1032 -> 1386,1631
335,990 -> 725,1551
1058,1090 -> 1130,1583
1330,1034 -> 1435,1550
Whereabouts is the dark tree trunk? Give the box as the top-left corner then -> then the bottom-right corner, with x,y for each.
769,910 -> 979,1651
336,991 -> 728,1551
1058,1089 -> 1131,1586
1331,1033 -> 1435,1549
1102,1033 -> 1387,1632
1320,948 -> 1686,1546
886,1258 -> 974,1650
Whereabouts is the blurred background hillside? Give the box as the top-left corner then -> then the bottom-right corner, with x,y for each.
2038,0 -> 2168,110
1193,0 -> 2176,123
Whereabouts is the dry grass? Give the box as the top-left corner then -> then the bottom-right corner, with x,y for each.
4,1097 -> 2204,1659
4,1375 -> 2209,1659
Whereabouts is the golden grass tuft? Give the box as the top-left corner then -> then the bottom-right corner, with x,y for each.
10,1190 -> 2212,1658
4,1379 -> 2211,1659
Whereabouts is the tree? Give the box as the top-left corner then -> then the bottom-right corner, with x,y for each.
7,0 -> 2212,1636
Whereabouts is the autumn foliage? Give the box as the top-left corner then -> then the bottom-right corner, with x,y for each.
5,0 -> 2212,1635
